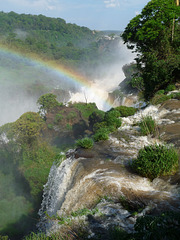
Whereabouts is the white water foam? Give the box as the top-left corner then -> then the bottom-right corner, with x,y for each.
69,39 -> 135,111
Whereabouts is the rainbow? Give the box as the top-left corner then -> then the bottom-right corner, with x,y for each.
0,45 -> 113,110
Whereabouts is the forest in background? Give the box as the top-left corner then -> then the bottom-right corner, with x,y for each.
0,11 -> 118,72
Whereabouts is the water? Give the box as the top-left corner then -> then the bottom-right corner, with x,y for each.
38,103 -> 180,234
69,39 -> 135,111
0,38 -> 135,126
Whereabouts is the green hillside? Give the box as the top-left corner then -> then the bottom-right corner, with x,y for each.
0,11 -> 104,67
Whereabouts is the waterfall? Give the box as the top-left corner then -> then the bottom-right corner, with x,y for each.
38,149 -> 79,230
38,102 -> 180,234
69,38 -> 136,111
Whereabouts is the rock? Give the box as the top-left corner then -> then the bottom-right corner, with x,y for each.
159,123 -> 180,148
75,148 -> 95,158
160,99 -> 180,111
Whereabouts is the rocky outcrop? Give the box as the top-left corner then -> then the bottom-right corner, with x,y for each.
39,100 -> 180,237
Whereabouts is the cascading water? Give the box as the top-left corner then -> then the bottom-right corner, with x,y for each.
69,38 -> 136,111
38,102 -> 180,235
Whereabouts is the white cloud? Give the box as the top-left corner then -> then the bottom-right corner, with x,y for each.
104,0 -> 120,8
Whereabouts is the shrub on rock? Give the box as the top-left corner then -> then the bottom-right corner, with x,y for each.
131,144 -> 179,180
76,137 -> 94,149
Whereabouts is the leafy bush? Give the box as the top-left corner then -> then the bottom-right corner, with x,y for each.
138,116 -> 156,135
93,128 -> 109,142
76,137 -> 94,149
37,93 -> 59,116
131,144 -> 179,180
89,110 -> 105,128
93,121 -> 108,133
71,102 -> 97,119
156,89 -> 165,95
104,110 -> 122,129
165,84 -> 176,93
115,106 -> 137,117
14,112 -> 45,144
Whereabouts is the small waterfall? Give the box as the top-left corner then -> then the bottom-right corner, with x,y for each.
38,149 -> 79,230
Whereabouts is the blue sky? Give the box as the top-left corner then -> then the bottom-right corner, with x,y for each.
0,0 -> 150,30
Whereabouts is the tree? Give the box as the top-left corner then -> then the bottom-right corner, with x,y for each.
14,112 -> 45,144
122,0 -> 180,99
37,93 -> 59,116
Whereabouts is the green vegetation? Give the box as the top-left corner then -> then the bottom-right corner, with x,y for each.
104,110 -> 122,129
54,152 -> 66,167
115,106 -> 137,117
131,144 -> 179,180
89,110 -> 105,130
108,226 -> 132,240
37,93 -> 60,116
0,12 -> 100,62
138,116 -> 156,136
122,0 -> 180,99
24,232 -> 64,240
93,128 -> 110,142
23,210 -> 180,240
76,137 -> 94,149
151,91 -> 180,105
0,109 -> 59,237
14,112 -> 45,144
54,113 -> 64,124
1,4 -> 180,238
88,108 -> 123,142
46,207 -> 99,226
118,195 -> 144,216
165,84 -> 176,92
134,211 -> 180,240
66,123 -> 72,131
0,236 -> 9,240
47,123 -> 54,129
70,102 -> 97,119
20,142 -> 57,198
67,112 -> 78,121
0,11 -> 120,74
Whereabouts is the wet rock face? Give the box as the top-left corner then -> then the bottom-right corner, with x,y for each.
158,99 -> 180,148
159,123 -> 180,147
160,99 -> 180,111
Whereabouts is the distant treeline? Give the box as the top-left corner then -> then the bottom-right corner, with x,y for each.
0,11 -> 98,46
0,11 -> 118,70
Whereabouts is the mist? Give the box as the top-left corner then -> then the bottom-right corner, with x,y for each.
70,38 -> 136,110
0,35 -> 135,238
0,37 -> 135,126
0,51 -> 77,126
